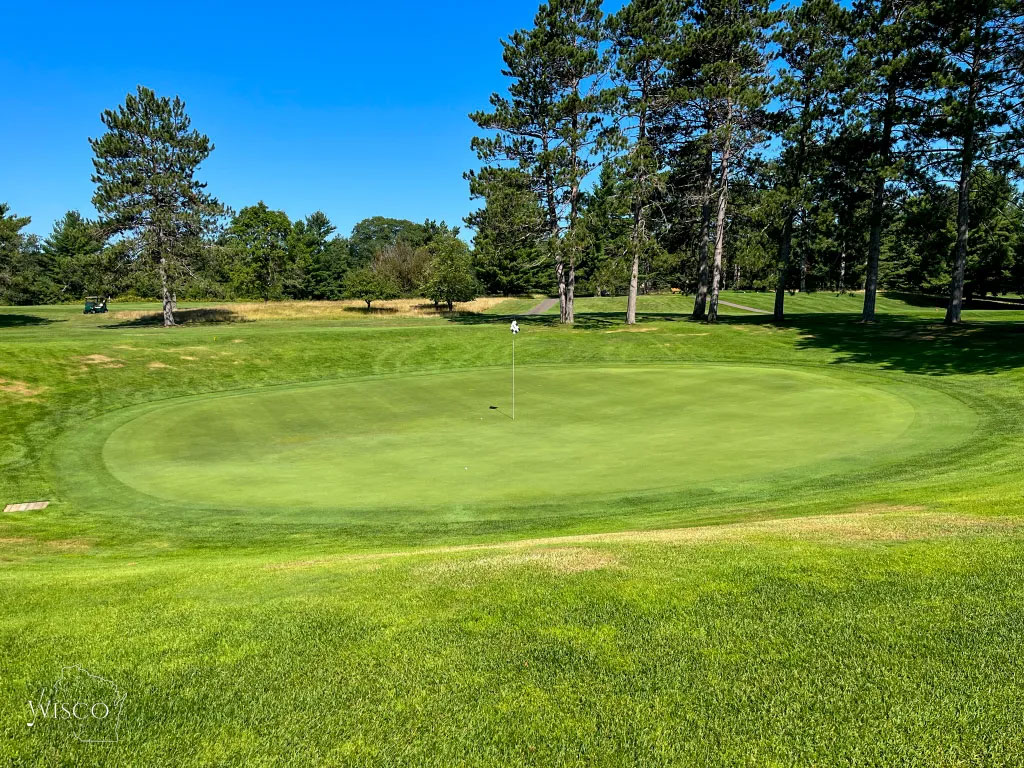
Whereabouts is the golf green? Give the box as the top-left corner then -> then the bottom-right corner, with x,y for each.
95,365 -> 974,513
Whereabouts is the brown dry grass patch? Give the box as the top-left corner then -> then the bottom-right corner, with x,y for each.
147,361 -> 170,369
0,537 -> 90,552
77,354 -> 123,369
265,508 -> 1023,573
111,298 -> 510,324
604,327 -> 658,334
0,379 -> 44,398
426,547 -> 619,576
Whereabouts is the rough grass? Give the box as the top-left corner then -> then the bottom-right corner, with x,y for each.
3,293 -> 1024,765
109,297 -> 512,324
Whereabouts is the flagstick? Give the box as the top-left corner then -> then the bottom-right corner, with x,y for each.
512,332 -> 515,421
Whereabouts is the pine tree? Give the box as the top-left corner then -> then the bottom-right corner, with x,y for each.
849,0 -> 938,321
609,0 -> 685,323
90,86 -> 224,326
43,211 -> 106,298
0,203 -> 32,302
471,0 -> 613,324
688,0 -> 774,322
770,0 -> 851,319
465,167 -> 549,295
923,0 -> 1024,323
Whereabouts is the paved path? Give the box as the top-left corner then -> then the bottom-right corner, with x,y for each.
718,300 -> 772,315
525,297 -> 559,315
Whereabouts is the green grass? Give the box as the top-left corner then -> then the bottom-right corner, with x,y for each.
4,294 -> 1024,766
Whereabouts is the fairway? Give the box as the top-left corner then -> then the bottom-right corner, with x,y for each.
94,364 -> 972,514
5,298 -> 1024,767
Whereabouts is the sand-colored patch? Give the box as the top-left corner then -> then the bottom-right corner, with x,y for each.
0,379 -> 44,398
604,327 -> 657,334
148,361 -> 170,369
77,354 -> 123,369
179,356 -> 198,361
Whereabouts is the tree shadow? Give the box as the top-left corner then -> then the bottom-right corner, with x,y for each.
102,308 -> 245,327
721,313 -> 1024,375
341,306 -> 399,315
449,311 -> 689,330
0,313 -> 61,328
456,305 -> 1024,376
884,291 -> 1024,311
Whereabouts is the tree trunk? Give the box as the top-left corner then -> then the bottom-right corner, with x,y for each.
158,250 -> 174,327
692,149 -> 714,320
566,259 -> 576,325
626,245 -> 640,325
707,103 -> 732,324
839,237 -> 846,294
773,210 -> 796,320
542,139 -> 567,325
626,208 -> 646,325
554,248 -> 568,323
863,87 -> 895,323
945,130 -> 974,325
863,172 -> 884,321
945,34 -> 981,325
626,103 -> 650,326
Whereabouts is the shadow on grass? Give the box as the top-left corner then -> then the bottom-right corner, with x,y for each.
0,313 -> 61,328
342,306 -> 399,315
885,291 -> 1024,311
778,313 -> 1024,375
450,311 -> 690,330
103,308 -> 246,327
456,305 -> 1024,375
708,312 -> 1024,375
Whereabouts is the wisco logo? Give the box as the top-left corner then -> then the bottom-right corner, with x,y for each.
27,666 -> 126,743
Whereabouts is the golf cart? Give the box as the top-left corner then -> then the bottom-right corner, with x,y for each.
83,296 -> 109,314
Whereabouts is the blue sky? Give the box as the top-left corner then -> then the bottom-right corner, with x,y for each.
1,0 -> 620,241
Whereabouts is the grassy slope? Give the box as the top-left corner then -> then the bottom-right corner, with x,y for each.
3,295 -> 1024,766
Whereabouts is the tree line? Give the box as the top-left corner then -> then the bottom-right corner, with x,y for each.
0,89 -> 478,324
2,0 -> 1022,327
469,0 -> 1024,324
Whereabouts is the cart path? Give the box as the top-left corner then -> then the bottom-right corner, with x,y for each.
718,300 -> 772,315
525,297 -> 559,315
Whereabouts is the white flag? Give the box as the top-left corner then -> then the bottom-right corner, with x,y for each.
510,320 -> 520,334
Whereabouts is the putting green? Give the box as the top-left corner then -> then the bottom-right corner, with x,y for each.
95,365 -> 975,514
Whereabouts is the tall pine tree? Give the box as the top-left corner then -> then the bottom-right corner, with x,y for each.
91,86 -> 224,326
471,0 -> 613,324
